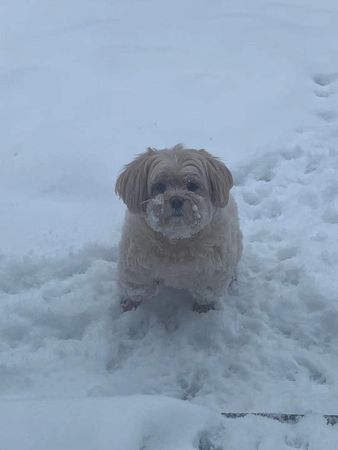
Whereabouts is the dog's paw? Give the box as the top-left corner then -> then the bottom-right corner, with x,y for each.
120,298 -> 142,312
192,302 -> 215,313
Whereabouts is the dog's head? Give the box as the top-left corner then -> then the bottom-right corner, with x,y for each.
115,144 -> 233,239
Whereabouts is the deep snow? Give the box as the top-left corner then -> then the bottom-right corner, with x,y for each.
1,0 -> 338,449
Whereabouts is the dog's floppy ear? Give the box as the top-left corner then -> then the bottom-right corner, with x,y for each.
198,149 -> 233,207
115,148 -> 156,212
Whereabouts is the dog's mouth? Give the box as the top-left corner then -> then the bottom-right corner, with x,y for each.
171,210 -> 184,217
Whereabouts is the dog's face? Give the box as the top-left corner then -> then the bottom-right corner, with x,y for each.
116,145 -> 233,239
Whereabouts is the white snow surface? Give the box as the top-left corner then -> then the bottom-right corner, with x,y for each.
1,0 -> 338,448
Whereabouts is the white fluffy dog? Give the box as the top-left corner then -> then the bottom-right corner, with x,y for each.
115,144 -> 242,312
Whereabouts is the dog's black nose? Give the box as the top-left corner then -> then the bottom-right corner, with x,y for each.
170,197 -> 184,210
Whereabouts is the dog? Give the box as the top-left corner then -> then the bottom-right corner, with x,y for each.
115,144 -> 242,312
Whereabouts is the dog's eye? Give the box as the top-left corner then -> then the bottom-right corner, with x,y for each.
187,181 -> 199,192
152,182 -> 166,194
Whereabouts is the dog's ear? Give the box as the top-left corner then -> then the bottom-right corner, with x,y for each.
115,148 -> 156,212
198,150 -> 233,207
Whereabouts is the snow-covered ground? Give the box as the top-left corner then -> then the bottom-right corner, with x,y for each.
1,0 -> 338,448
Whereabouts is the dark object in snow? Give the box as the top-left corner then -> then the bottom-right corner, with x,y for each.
222,412 -> 338,425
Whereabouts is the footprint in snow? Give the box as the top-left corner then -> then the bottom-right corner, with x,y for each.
312,72 -> 338,122
284,434 -> 309,450
313,72 -> 338,99
316,110 -> 338,122
313,72 -> 338,87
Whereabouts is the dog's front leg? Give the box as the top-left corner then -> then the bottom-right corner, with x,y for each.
118,278 -> 159,312
189,285 -> 223,313
191,290 -> 217,313
120,295 -> 144,312
190,273 -> 235,312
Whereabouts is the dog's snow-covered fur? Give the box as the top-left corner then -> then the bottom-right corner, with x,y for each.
115,144 -> 242,312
